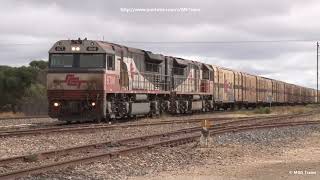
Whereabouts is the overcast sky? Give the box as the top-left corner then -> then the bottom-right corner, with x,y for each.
0,0 -> 319,88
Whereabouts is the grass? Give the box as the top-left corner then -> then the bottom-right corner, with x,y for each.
232,104 -> 320,116
269,105 -> 315,115
254,107 -> 271,114
0,112 -> 25,118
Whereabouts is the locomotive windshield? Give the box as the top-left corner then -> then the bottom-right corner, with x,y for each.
79,54 -> 104,68
49,54 -> 106,68
50,54 -> 73,67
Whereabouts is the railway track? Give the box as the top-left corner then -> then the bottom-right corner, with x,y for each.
0,108 -> 263,121
0,117 -> 319,179
0,111 -> 317,137
0,115 -> 48,121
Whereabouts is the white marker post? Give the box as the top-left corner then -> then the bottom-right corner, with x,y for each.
200,120 -> 211,147
268,95 -> 272,108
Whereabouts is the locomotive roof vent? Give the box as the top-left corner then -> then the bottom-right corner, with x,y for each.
71,38 -> 83,44
145,51 -> 164,64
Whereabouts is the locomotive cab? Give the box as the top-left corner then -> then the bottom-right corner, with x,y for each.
47,39 -> 114,122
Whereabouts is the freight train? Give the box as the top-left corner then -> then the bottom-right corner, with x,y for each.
47,38 -> 317,122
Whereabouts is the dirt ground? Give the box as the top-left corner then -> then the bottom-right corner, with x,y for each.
131,131 -> 320,180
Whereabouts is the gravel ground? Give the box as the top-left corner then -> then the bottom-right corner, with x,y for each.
0,113 -> 246,132
0,105 -> 317,131
0,104 -> 318,127
0,108 -> 278,128
0,123 -> 197,159
19,123 -> 320,180
0,112 -> 252,132
213,124 -> 320,145
0,118 -> 58,127
2,112 -> 318,160
134,111 -> 272,123
0,110 -> 247,127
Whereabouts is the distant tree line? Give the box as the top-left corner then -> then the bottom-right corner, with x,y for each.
0,60 -> 48,114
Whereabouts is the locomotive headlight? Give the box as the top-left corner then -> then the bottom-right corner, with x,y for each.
53,102 -> 60,107
91,102 -> 96,106
75,47 -> 80,51
71,47 -> 76,51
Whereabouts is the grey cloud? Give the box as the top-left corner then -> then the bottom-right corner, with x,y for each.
0,0 -> 319,88
15,0 -> 310,25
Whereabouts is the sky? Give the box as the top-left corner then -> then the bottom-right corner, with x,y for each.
0,0 -> 319,88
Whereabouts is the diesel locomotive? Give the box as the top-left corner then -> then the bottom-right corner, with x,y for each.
47,38 -> 317,122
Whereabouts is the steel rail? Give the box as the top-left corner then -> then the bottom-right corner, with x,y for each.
0,115 -> 48,121
0,111 -> 316,138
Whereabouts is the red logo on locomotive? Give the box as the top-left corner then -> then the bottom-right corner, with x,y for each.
63,74 -> 87,88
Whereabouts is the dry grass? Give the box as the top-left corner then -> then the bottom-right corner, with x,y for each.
269,105 -> 317,115
234,104 -> 320,116
0,112 -> 25,118
232,104 -> 320,116
254,107 -> 271,114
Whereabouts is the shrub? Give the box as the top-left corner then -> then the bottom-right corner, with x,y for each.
23,154 -> 39,162
264,107 -> 271,114
254,107 -> 271,114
